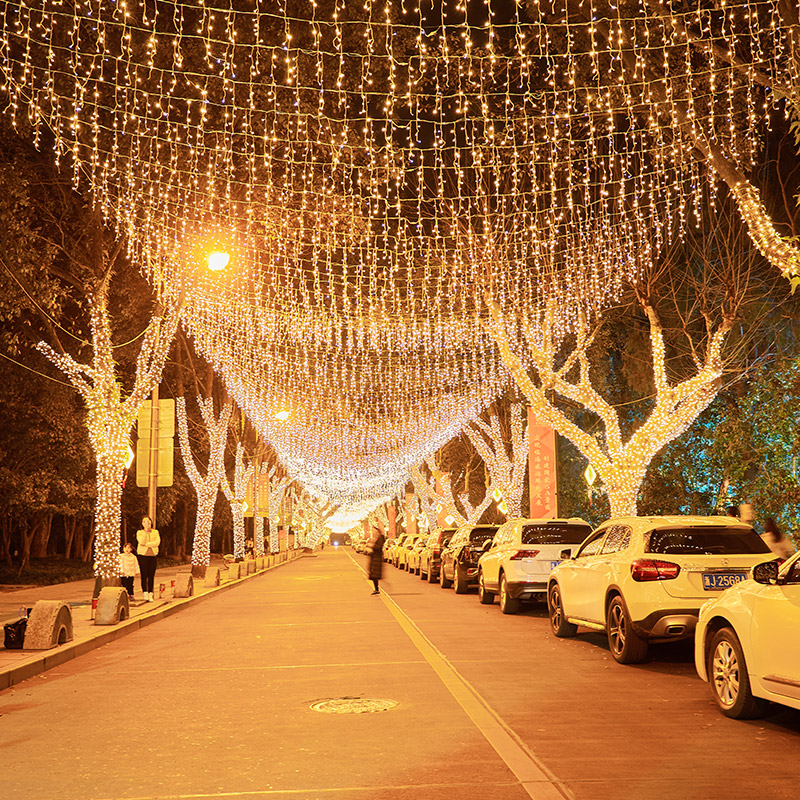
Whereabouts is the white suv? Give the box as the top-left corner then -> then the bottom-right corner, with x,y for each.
477,517 -> 592,614
695,551 -> 800,719
547,516 -> 774,664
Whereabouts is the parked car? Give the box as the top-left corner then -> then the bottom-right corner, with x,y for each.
420,528 -> 457,583
405,536 -> 427,575
547,516 -> 774,664
383,536 -> 402,564
440,524 -> 500,593
695,550 -> 800,719
396,534 -> 424,570
478,517 -> 592,614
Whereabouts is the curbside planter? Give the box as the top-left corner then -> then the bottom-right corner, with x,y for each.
204,567 -> 220,587
95,587 -> 130,626
173,573 -> 194,598
23,601 -> 74,649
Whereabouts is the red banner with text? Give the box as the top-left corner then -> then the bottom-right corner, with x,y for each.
528,409 -> 558,518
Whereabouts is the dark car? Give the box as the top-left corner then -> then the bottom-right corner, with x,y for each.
440,524 -> 500,594
420,528 -> 457,583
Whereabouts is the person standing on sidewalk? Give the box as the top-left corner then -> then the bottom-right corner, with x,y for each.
136,516 -> 160,602
367,527 -> 385,595
119,542 -> 140,601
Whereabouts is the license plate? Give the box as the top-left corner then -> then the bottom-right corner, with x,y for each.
702,572 -> 746,591
549,560 -> 561,570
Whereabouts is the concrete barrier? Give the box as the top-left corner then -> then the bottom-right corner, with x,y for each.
94,587 -> 130,626
246,560 -> 255,574
173,573 -> 194,598
204,567 -> 220,588
226,563 -> 241,581
23,601 -> 73,649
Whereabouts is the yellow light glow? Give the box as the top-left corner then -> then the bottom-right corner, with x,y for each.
274,410 -> 291,421
584,466 -> 597,487
125,445 -> 135,470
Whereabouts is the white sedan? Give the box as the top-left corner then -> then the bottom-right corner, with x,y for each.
548,516 -> 774,664
695,551 -> 800,719
477,517 -> 592,614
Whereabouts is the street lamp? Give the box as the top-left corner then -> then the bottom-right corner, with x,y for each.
206,250 -> 230,271
275,410 -> 291,421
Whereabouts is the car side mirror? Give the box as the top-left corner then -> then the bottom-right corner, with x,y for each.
752,561 -> 779,585
560,549 -> 572,560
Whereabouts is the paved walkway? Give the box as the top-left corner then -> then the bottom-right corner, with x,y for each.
0,553 -> 301,690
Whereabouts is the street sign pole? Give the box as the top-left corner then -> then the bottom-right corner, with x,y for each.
147,383 -> 160,523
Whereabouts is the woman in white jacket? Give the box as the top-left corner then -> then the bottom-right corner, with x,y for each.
136,516 -> 161,601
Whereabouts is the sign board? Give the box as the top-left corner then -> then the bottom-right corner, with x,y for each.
136,399 -> 175,438
136,398 -> 175,487
244,472 -> 270,518
528,409 -> 558,518
135,437 -> 174,487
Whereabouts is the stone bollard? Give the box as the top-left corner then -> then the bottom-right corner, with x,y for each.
95,587 -> 130,626
257,556 -> 265,570
204,567 -> 220,588
246,560 -> 255,574
23,601 -> 74,649
226,562 -> 241,581
173,573 -> 194,598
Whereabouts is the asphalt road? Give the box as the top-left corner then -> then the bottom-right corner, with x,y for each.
1,547 -> 798,800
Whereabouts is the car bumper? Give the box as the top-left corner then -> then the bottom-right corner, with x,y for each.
631,608 -> 701,640
506,580 -> 548,600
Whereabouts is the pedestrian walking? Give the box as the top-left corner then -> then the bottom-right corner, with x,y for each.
761,517 -> 795,560
136,515 -> 160,602
367,527 -> 385,595
119,542 -> 140,600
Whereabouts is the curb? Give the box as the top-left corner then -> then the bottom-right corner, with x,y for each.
0,551 -> 306,691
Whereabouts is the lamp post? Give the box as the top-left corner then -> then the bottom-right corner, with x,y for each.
145,249 -> 230,526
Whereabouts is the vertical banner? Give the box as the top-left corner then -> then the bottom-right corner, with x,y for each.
434,473 -> 450,527
528,409 -> 558,518
387,504 -> 397,539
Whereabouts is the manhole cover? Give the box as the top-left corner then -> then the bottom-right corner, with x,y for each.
309,697 -> 398,714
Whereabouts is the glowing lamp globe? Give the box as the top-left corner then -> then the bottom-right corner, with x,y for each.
207,251 -> 230,271
275,410 -> 291,421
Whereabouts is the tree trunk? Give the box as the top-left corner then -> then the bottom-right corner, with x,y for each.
63,515 -> 77,559
602,465 -> 647,517
0,515 -> 12,566
31,514 -> 53,558
232,507 -> 246,560
191,490 -> 216,568
93,455 -> 125,576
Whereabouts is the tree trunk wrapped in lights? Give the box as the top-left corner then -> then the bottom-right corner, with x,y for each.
411,458 -> 494,527
268,469 -> 291,553
487,296 -> 733,517
221,443 -> 254,561
38,278 -> 179,581
465,400 -> 529,519
176,395 -> 233,575
253,462 -> 269,556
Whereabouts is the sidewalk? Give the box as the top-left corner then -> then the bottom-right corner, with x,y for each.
0,550 -> 305,690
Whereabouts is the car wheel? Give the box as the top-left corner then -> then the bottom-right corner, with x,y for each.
478,571 -> 494,605
499,574 -> 520,614
420,562 -> 427,580
454,563 -> 468,594
607,596 -> 648,664
708,627 -> 770,719
427,564 -> 437,584
548,583 -> 577,637
440,563 -> 453,589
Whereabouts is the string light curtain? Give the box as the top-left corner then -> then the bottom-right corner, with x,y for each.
1,1 -> 796,513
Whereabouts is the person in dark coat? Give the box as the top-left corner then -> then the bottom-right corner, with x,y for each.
367,528 -> 385,595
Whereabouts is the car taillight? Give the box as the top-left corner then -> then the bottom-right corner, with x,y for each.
630,559 -> 681,581
510,550 -> 540,560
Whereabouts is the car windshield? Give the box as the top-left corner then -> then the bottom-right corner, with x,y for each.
469,527 -> 497,545
645,527 -> 771,555
522,523 -> 592,545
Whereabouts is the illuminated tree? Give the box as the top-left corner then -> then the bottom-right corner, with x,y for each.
176,395 -> 233,575
267,469 -> 291,554
221,443 -> 255,561
465,400 -> 529,519
38,267 -> 179,580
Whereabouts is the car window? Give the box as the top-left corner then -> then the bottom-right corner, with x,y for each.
577,531 -> 606,557
646,527 -> 771,555
469,527 -> 497,545
522,523 -> 593,545
601,526 -> 631,554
